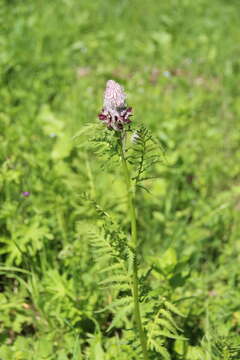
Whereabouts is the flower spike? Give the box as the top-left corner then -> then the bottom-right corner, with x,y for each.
98,80 -> 132,131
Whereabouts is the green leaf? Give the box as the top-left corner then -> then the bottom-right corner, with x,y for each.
164,300 -> 185,317
157,330 -> 186,340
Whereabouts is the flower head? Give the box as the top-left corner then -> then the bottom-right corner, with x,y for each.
22,191 -> 30,197
98,80 -> 132,131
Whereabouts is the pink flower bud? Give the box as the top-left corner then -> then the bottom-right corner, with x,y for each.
98,80 -> 132,131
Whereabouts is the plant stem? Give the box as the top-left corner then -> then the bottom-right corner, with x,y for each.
119,133 -> 149,360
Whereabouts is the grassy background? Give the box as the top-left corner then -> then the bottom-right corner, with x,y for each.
1,0 -> 240,359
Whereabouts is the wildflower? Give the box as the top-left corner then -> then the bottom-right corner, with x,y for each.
98,80 -> 132,131
22,191 -> 30,197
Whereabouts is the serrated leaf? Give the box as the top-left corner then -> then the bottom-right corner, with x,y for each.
156,318 -> 177,334
99,263 -> 123,274
159,309 -> 182,332
96,296 -> 132,314
164,300 -> 185,317
107,303 -> 133,332
109,296 -> 133,309
157,330 -> 186,340
148,339 -> 170,360
106,283 -> 131,292
99,275 -> 129,285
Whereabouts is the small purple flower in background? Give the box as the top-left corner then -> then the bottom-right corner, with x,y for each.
98,80 -> 132,131
22,191 -> 30,197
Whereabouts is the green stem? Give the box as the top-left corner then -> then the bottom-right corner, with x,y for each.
119,133 -> 149,360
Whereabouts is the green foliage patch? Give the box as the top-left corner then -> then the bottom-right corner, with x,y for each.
1,0 -> 240,358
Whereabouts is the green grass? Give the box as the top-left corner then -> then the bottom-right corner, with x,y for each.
1,0 -> 240,359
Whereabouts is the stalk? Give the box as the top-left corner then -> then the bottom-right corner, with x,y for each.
119,133 -> 149,360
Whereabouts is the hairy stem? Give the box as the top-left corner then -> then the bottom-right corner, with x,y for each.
119,133 -> 149,360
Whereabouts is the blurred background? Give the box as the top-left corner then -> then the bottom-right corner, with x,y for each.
1,0 -> 240,359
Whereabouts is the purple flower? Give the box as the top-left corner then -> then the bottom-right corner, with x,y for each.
98,80 -> 132,131
22,191 -> 30,197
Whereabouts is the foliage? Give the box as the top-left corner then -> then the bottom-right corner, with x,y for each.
1,0 -> 240,358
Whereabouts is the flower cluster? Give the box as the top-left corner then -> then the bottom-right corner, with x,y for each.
98,80 -> 132,131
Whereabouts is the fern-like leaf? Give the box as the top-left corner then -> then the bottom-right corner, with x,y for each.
127,127 -> 165,187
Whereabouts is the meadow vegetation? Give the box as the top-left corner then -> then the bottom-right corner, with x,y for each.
1,0 -> 240,359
